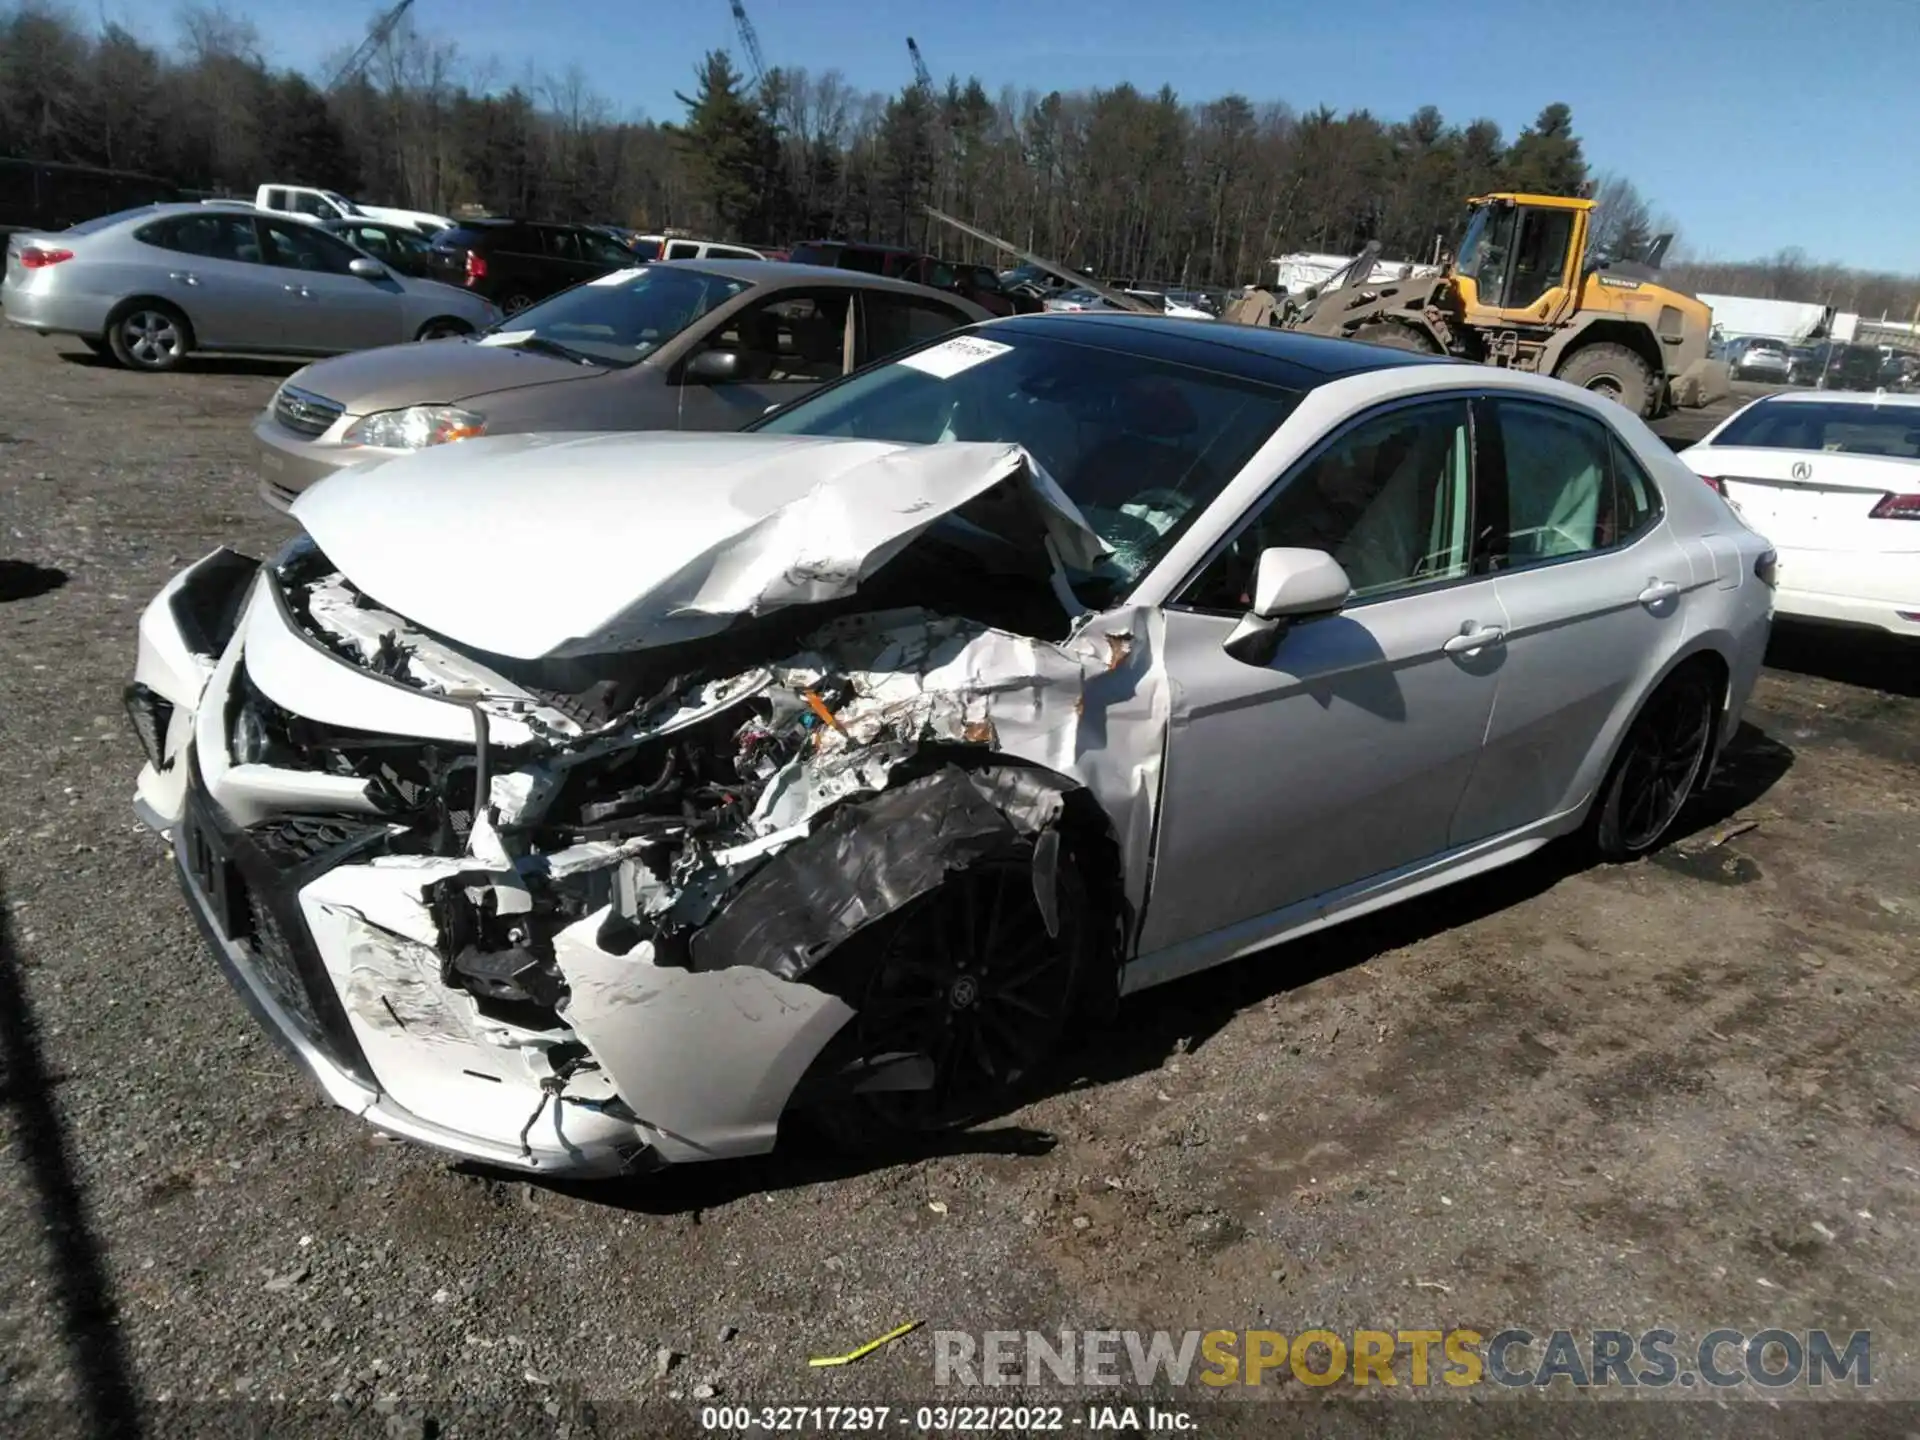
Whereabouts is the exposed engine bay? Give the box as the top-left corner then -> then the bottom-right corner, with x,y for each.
135,437 -> 1169,1172
254,538 -> 1136,1021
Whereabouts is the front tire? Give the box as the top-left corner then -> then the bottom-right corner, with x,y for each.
416,318 -> 472,341
1590,668 -> 1718,861
1556,342 -> 1654,416
800,843 -> 1095,1150
107,302 -> 192,372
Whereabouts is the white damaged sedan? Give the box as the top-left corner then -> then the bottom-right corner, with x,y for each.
129,316 -> 1776,1177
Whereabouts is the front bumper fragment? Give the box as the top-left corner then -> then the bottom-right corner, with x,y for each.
175,754 -> 656,1178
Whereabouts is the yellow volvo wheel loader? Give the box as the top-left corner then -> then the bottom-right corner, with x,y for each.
1284,194 -> 1726,417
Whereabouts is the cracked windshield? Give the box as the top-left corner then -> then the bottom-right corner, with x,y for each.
757,333 -> 1300,586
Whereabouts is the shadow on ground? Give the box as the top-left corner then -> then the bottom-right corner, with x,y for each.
530,721 -> 1794,1216
56,347 -> 303,379
0,560 -> 68,602
1763,621 -> 1919,699
0,872 -> 143,1437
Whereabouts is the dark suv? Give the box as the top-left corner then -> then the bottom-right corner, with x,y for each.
426,219 -> 640,314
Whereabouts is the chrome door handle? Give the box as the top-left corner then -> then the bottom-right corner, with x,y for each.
1638,580 -> 1681,606
168,271 -> 199,285
1442,625 -> 1506,654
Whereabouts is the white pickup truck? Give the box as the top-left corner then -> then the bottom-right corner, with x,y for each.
247,184 -> 452,235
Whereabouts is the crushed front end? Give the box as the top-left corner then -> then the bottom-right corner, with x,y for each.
131,534 -> 1160,1176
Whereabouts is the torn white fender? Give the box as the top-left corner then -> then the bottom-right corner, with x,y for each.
553,908 -> 856,1163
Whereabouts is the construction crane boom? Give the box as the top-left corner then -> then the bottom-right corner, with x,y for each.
728,0 -> 768,86
328,0 -> 416,90
906,36 -> 933,91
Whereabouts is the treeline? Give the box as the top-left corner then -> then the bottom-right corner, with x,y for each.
1667,254 -> 1920,326
3,2 -> 1914,305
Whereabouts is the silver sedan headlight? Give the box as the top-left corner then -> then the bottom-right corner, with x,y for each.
342,405 -> 486,450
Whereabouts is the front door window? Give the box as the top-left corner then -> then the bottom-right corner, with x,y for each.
1504,208 -> 1575,310
1184,399 -> 1475,608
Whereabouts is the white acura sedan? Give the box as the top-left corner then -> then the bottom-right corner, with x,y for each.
128,316 -> 1776,1177
1678,390 -> 1920,638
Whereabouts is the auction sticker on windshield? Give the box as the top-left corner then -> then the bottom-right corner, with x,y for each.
477,329 -> 535,347
589,267 -> 645,286
900,335 -> 1012,380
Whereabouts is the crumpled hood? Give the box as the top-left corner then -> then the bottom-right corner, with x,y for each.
285,336 -> 591,414
290,431 -> 1107,660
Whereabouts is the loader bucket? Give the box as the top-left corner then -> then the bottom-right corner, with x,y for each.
1670,358 -> 1732,409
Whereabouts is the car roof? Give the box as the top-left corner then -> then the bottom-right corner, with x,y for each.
73,202 -> 318,230
1737,388 -> 1920,409
661,257 -> 971,300
975,312 -> 1452,388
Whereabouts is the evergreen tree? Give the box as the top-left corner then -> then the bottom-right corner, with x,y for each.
672,50 -> 768,237
1501,102 -> 1587,196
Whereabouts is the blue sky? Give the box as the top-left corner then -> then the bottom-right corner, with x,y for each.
115,0 -> 1918,275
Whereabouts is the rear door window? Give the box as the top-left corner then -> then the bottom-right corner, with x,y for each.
665,240 -> 701,260
858,293 -> 972,362
135,212 -> 263,262
1488,399 -> 1661,567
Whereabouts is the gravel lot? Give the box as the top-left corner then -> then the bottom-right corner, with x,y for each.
2,326 -> 1916,1438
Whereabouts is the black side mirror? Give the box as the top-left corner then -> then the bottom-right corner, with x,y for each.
685,349 -> 741,383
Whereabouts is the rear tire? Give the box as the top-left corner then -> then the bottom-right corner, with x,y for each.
1589,667 -> 1718,861
106,302 -> 192,373
1555,342 -> 1654,416
1350,321 -> 1441,354
499,291 -> 535,315
799,842 -> 1097,1154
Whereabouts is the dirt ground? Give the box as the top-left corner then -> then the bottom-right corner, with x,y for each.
1,326 -> 1916,1439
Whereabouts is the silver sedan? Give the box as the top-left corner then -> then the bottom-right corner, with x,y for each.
2,203 -> 498,372
128,318 -> 1776,1177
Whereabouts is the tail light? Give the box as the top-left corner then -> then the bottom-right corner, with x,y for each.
1698,474 -> 1728,496
20,246 -> 74,269
1868,492 -> 1920,520
464,250 -> 487,283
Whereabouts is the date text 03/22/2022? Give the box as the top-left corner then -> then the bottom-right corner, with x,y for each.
697,1405 -> 1195,1432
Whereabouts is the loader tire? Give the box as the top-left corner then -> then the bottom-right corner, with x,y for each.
1349,322 -> 1440,355
1554,343 -> 1653,417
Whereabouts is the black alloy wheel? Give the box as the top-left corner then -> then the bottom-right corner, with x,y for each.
1594,671 -> 1717,859
826,849 -> 1086,1137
